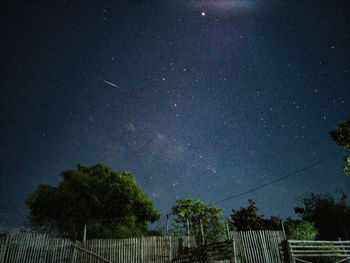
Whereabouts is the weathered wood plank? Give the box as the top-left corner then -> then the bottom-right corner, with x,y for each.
0,231 -> 292,263
288,239 -> 350,262
72,244 -> 112,263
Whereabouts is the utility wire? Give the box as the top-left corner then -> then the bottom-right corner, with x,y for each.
214,149 -> 346,205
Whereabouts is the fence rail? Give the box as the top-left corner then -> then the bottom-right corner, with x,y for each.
287,240 -> 350,263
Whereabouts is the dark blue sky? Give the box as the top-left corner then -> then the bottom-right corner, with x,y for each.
1,1 -> 349,228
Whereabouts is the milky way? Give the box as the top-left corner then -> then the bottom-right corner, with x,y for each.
1,1 -> 349,229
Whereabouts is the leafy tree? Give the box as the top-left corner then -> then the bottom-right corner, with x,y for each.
230,200 -> 266,231
284,218 -> 318,240
25,163 -> 161,240
329,120 -> 350,175
144,226 -> 166,236
294,192 -> 350,239
170,197 -> 227,244
230,200 -> 282,231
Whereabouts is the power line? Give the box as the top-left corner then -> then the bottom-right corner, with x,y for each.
214,149 -> 345,205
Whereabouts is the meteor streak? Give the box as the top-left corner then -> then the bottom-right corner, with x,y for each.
100,78 -> 120,88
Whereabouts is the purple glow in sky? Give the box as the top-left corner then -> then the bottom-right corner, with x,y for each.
187,0 -> 258,13
1,0 -> 349,230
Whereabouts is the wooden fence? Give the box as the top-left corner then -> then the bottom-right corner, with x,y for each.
0,231 -> 286,263
0,233 -> 196,263
172,240 -> 235,262
229,230 -> 285,263
0,233 -> 73,262
74,236 -> 196,263
287,240 -> 350,263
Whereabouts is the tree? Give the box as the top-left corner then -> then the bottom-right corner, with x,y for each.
170,197 -> 227,244
284,218 -> 318,240
230,200 -> 282,231
25,163 -> 161,240
145,226 -> 166,236
329,120 -> 350,175
294,192 -> 350,240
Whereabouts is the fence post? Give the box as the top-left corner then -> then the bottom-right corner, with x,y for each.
226,223 -> 230,240
179,237 -> 184,254
166,214 -> 171,263
166,214 -> 169,236
282,240 -> 294,263
140,236 -> 143,262
199,219 -> 205,246
232,238 -> 237,263
229,237 -> 236,263
168,236 -> 172,263
281,219 -> 286,240
186,218 -> 190,246
71,241 -> 77,263
83,224 -> 86,242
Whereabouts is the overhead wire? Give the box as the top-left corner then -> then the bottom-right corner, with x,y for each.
1,149 -> 346,230
214,149 -> 346,205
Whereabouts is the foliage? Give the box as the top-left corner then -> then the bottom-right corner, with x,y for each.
329,120 -> 350,175
230,200 -> 282,231
170,197 -> 227,244
25,163 -> 161,240
294,191 -> 350,240
144,226 -> 166,236
284,218 -> 318,240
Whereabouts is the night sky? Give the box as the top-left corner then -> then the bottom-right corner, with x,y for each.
1,1 -> 350,229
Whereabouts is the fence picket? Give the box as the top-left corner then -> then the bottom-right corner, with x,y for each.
0,230 -> 298,263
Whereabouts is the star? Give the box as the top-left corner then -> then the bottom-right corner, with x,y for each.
1,0 -> 350,230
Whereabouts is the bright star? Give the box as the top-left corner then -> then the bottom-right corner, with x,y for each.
201,12 -> 206,16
